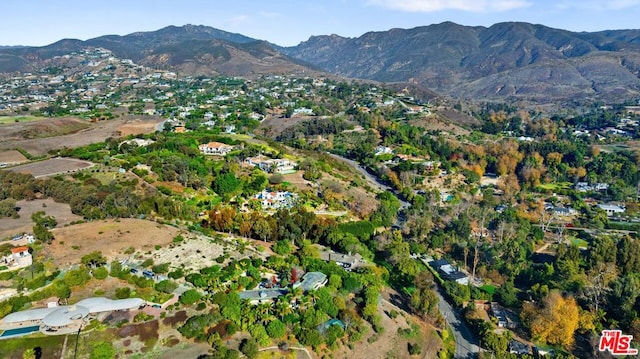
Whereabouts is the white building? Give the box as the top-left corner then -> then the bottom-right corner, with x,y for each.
253,190 -> 298,209
198,142 -> 234,156
245,156 -> 297,174
597,204 -> 626,216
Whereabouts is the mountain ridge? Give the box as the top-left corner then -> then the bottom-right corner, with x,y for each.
3,22 -> 640,102
283,21 -> 640,102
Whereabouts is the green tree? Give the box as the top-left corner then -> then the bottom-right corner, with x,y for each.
81,251 -> 107,268
179,289 -> 202,305
63,268 -> 91,287
266,319 -> 287,338
239,338 -> 259,359
212,172 -> 241,199
33,222 -> 54,243
92,267 -> 108,280
155,280 -> 178,294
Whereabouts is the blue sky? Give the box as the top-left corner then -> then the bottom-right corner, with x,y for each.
2,0 -> 640,47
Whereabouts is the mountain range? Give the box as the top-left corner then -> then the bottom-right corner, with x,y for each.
4,22 -> 640,103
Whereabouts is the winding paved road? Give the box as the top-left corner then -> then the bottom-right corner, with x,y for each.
331,152 -> 479,358
436,288 -> 480,358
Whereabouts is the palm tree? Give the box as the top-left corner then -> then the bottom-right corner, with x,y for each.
255,302 -> 275,325
274,297 -> 293,318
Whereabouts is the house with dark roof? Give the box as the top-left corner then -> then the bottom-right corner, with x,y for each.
428,259 -> 469,285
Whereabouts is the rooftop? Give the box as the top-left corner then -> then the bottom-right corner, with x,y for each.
239,289 -> 287,301
294,272 -> 327,292
1,297 -> 144,327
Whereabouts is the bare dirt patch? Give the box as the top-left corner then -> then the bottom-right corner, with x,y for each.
281,171 -> 313,192
0,198 -> 82,240
334,291 -> 441,359
46,219 -> 182,267
0,116 -> 164,157
255,115 -> 315,138
0,150 -> 28,164
0,117 -> 90,142
409,115 -> 471,137
7,157 -> 93,178
148,234 -> 267,273
117,117 -> 163,137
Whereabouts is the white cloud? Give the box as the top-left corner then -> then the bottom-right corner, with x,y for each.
556,0 -> 640,11
366,0 -> 532,13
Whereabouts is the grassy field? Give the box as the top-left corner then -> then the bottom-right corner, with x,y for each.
569,236 -> 589,248
0,116 -> 44,124
536,182 -> 571,191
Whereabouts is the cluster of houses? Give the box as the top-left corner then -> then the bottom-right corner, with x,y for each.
575,182 -> 609,192
239,271 -> 327,305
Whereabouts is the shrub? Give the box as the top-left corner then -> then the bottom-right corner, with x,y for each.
179,289 -> 201,305
92,267 -> 108,280
408,343 -> 422,355
155,280 -> 177,294
90,341 -> 115,359
115,287 -> 131,299
168,268 -> 184,279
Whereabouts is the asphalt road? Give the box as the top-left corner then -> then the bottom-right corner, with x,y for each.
330,151 -> 478,358
436,287 -> 480,359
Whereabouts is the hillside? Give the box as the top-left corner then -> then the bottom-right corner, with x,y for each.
0,25 -> 321,78
284,21 -> 640,102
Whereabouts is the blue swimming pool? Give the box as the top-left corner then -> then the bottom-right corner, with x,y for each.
0,325 -> 40,338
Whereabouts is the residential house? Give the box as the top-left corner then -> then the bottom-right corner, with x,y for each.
293,272 -> 327,292
375,146 -> 394,156
6,246 -> 32,268
490,302 -> 509,328
198,141 -> 234,156
292,107 -> 314,116
0,297 -> 144,335
551,206 -> 577,216
252,190 -> 298,209
429,259 -> 469,285
597,203 -> 626,217
317,248 -> 365,269
509,340 -> 530,355
245,156 -> 297,174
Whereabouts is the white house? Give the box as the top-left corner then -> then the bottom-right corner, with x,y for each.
3,246 -> 32,269
375,146 -> 394,156
198,142 -> 234,156
253,190 -> 298,209
597,204 -> 626,217
245,156 -> 297,174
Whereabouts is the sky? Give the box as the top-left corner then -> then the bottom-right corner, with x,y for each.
2,0 -> 640,47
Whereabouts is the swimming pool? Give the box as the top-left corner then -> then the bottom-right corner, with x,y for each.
0,325 -> 40,338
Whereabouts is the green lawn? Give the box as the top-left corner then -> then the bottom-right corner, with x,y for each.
479,284 -> 496,295
569,236 -> 589,248
0,115 -> 44,124
0,334 -> 66,358
536,182 -> 572,191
